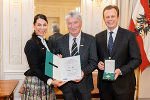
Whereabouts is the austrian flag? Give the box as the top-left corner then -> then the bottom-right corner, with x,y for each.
129,0 -> 150,72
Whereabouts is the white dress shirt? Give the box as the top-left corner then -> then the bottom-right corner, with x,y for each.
107,26 -> 119,46
69,32 -> 81,55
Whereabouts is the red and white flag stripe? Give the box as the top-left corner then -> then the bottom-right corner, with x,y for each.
129,0 -> 150,72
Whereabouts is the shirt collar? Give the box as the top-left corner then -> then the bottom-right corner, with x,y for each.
37,36 -> 45,43
107,26 -> 119,34
69,32 -> 81,41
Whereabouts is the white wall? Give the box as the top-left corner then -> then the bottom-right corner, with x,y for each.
0,0 -> 3,80
2,0 -> 34,99
139,67 -> 150,98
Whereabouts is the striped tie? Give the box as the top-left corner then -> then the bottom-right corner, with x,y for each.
71,38 -> 78,56
108,32 -> 113,55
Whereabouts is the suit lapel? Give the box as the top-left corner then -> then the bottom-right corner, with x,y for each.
63,34 -> 70,57
103,31 -> 110,57
79,32 -> 85,55
34,37 -> 47,56
36,37 -> 46,49
111,27 -> 123,57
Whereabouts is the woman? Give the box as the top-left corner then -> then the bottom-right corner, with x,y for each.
23,14 -> 64,100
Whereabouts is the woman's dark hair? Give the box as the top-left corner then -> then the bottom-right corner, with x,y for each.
33,14 -> 48,25
32,14 -> 48,44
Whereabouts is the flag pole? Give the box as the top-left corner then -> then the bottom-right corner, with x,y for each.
136,67 -> 140,100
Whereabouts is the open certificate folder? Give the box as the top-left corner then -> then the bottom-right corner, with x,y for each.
45,50 -> 82,81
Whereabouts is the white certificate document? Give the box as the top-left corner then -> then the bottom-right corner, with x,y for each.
53,55 -> 82,81
104,60 -> 115,73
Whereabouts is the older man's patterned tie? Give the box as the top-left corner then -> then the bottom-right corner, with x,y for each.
71,38 -> 78,56
108,32 -> 113,55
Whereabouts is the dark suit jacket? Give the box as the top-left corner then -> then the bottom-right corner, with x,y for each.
48,33 -> 63,53
95,27 -> 142,95
24,35 -> 52,83
56,32 -> 98,93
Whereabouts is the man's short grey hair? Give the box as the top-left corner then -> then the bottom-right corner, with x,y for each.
51,24 -> 60,33
65,11 -> 82,23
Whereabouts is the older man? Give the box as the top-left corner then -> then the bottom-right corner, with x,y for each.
56,11 -> 97,100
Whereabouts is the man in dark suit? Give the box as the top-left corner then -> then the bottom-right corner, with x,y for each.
95,5 -> 142,100
56,11 -> 98,100
48,24 -> 63,53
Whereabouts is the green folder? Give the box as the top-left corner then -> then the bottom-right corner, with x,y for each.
45,50 -> 81,81
45,50 -> 54,78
